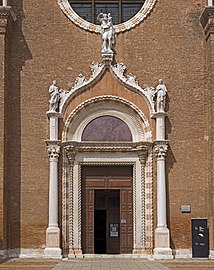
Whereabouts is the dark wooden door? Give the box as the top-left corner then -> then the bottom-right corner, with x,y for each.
82,189 -> 94,254
120,189 -> 133,253
81,165 -> 133,254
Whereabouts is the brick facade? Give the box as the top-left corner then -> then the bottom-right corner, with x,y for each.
0,0 -> 213,259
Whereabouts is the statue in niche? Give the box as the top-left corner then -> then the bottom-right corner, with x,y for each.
97,12 -> 115,54
156,79 -> 167,112
49,80 -> 60,112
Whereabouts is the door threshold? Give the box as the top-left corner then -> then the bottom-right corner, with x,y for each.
82,254 -> 150,259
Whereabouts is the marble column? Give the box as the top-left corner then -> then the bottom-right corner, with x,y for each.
153,112 -> 173,259
44,112 -> 62,259
208,0 -> 213,6
2,0 -> 7,6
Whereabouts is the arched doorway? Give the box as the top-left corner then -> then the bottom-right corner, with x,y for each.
61,97 -> 154,257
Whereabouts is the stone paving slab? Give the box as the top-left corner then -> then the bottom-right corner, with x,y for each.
162,259 -> 214,270
0,258 -> 214,270
53,258 -> 171,270
0,258 -> 59,270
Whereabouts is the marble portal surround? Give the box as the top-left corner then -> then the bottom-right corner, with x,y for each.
61,145 -> 154,257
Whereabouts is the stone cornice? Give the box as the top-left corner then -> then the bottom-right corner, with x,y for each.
200,6 -> 214,39
0,6 -> 16,35
63,141 -> 152,153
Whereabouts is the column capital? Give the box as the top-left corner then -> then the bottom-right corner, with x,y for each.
0,6 -> 16,35
136,145 -> 148,164
46,111 -> 62,119
200,6 -> 214,39
154,141 -> 169,159
64,145 -> 76,163
46,140 -> 61,159
152,111 -> 167,119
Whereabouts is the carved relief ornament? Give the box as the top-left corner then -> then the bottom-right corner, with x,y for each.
56,62 -> 156,116
200,6 -> 214,39
154,142 -> 168,159
47,144 -> 60,159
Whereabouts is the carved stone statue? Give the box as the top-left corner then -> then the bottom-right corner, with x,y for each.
97,13 -> 115,54
156,79 -> 167,112
49,80 -> 60,112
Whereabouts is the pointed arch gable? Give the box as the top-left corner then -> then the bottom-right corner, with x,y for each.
63,70 -> 154,124
60,65 -> 155,118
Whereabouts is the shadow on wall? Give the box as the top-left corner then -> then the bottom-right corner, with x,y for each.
3,0 -> 32,256
165,94 -> 177,251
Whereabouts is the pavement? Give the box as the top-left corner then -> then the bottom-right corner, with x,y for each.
53,258 -> 170,270
0,257 -> 214,270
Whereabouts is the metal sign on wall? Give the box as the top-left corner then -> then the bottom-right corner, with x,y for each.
192,218 -> 209,258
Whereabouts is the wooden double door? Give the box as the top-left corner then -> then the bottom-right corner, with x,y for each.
81,166 -> 133,254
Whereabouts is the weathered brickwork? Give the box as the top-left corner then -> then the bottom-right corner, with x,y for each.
0,0 -> 213,257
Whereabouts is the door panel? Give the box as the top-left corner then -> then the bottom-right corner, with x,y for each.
82,166 -> 133,254
85,189 -> 94,253
120,189 -> 133,253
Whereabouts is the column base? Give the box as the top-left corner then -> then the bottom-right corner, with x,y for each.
153,248 -> 173,260
132,248 -> 146,254
153,227 -> 173,259
44,247 -> 62,259
68,248 -> 82,258
44,227 -> 62,259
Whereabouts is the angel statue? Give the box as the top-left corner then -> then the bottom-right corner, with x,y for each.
156,79 -> 167,112
97,12 -> 115,54
49,80 -> 60,112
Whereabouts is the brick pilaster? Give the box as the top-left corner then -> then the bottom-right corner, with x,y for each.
200,6 -> 214,254
0,6 -> 16,254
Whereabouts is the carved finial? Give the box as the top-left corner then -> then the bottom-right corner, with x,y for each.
156,79 -> 167,113
127,73 -> 138,87
74,74 -> 87,89
49,80 -> 60,112
90,61 -> 102,77
97,12 -> 115,63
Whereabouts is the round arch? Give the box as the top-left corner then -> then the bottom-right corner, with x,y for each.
62,95 -> 153,142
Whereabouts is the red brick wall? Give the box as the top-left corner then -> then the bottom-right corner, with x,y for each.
2,0 -> 211,251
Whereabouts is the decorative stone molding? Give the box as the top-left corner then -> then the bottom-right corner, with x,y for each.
57,61 -> 156,115
200,6 -> 214,39
154,141 -> 169,159
0,6 -> 16,35
63,95 -> 151,143
46,111 -> 62,119
58,0 -> 157,33
111,63 -> 156,114
62,141 -> 151,153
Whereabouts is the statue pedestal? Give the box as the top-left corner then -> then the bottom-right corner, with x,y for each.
102,52 -> 113,65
